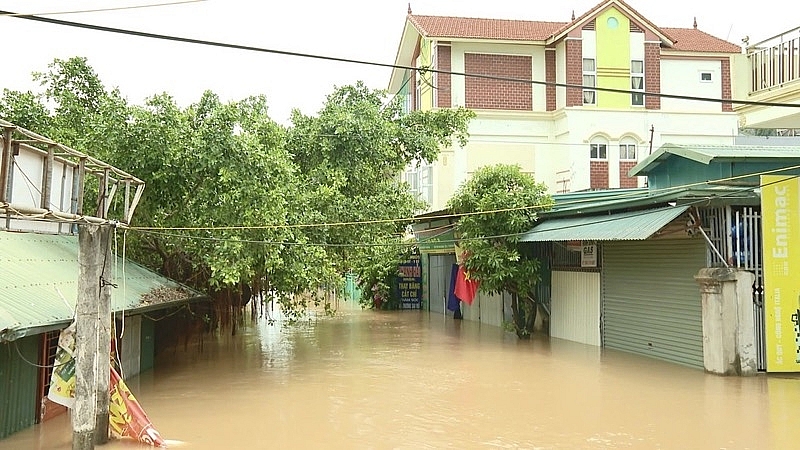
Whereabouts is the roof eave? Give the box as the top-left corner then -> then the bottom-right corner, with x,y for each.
545,0 -> 675,47
388,18 -> 423,93
541,187 -> 690,218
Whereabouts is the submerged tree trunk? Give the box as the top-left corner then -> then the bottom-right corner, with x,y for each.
510,292 -> 538,340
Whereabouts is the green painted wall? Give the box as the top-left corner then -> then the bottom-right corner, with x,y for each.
595,7 -> 631,108
344,272 -> 363,302
0,336 -> 39,439
648,159 -> 800,190
140,317 -> 155,372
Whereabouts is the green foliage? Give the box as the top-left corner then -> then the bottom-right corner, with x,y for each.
447,164 -> 552,338
286,81 -> 473,308
0,57 -> 474,322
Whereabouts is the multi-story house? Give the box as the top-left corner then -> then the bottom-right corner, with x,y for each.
391,0 -> 744,211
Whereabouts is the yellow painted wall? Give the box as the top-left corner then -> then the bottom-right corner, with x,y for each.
595,7 -> 630,108
465,142 -> 535,175
419,38 -> 434,111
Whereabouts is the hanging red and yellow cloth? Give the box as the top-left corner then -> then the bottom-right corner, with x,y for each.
109,366 -> 167,447
453,244 -> 480,305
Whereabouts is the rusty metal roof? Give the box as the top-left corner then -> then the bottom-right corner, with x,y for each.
0,231 -> 206,342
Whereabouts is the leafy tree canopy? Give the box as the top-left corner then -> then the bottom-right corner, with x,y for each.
447,164 -> 552,338
0,57 -> 475,323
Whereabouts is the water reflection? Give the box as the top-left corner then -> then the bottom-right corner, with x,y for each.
2,307 -> 798,449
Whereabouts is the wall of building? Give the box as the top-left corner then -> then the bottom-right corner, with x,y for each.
556,41 -> 567,109
427,111 -> 552,211
554,108 -> 737,191
4,143 -> 75,234
660,58 -> 724,112
449,42 -> 546,111
595,8 -> 632,108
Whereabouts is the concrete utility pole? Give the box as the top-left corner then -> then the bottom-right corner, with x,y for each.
95,224 -> 112,445
74,224 -> 112,450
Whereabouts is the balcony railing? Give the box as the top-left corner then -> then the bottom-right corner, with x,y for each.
748,26 -> 800,93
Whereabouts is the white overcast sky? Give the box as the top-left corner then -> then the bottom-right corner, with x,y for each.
0,0 -> 795,124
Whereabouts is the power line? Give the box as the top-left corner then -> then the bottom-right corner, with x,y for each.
4,10 -> 800,109
125,162 -> 800,232
0,1 -> 206,17
129,173 -> 798,250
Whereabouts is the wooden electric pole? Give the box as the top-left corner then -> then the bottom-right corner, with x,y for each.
74,224 -> 112,450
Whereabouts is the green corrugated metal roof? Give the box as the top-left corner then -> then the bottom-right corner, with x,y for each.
520,205 -> 690,242
0,231 -> 205,342
630,143 -> 800,176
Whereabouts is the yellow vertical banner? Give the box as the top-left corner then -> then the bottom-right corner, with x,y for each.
761,175 -> 800,372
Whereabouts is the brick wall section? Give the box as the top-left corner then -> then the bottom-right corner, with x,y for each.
464,53 -> 532,110
590,161 -> 609,189
644,42 -> 661,110
721,58 -> 732,112
619,161 -> 639,188
436,45 -> 452,108
565,40 -> 583,107
546,49 -> 556,111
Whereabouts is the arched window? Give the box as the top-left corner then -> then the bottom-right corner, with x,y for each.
589,136 -> 608,160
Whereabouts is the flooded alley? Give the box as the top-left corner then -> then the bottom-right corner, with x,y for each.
1,309 -> 797,449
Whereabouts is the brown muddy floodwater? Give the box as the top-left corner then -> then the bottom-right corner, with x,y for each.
2,307 -> 799,449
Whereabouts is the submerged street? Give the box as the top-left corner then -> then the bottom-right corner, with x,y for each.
2,306 -> 798,449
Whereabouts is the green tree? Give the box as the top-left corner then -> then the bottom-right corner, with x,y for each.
0,57 -> 475,321
447,164 -> 552,339
285,82 -> 474,308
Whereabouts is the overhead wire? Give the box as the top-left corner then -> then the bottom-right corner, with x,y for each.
125,169 -> 795,249
0,0 -> 206,17
124,162 -> 800,232
2,8 -> 798,234
3,10 -> 800,109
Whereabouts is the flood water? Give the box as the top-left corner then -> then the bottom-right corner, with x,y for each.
2,306 -> 799,449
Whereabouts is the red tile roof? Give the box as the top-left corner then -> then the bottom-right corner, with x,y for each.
549,0 -> 674,44
661,27 -> 742,53
407,0 -> 742,54
408,15 -> 566,41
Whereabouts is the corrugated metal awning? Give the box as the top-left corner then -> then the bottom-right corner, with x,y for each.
0,231 -> 207,342
520,205 -> 690,242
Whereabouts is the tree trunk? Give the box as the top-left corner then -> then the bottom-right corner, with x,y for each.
510,292 -> 537,340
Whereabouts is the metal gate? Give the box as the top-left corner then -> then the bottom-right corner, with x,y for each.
700,206 -> 766,371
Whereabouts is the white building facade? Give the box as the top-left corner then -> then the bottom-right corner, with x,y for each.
391,0 -> 744,211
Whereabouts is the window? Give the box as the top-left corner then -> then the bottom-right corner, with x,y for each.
590,143 -> 607,159
619,142 -> 637,160
631,60 -> 644,106
700,71 -> 712,82
404,161 -> 433,205
415,79 -> 422,111
583,58 -> 596,105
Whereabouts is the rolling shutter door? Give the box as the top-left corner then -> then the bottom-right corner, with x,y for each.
603,239 -> 706,368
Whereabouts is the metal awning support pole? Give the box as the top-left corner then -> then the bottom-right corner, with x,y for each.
691,211 -> 730,268
0,127 -> 13,203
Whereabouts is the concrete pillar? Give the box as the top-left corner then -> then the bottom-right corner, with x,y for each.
695,267 -> 757,376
